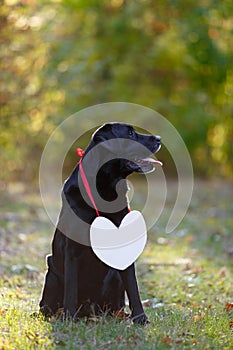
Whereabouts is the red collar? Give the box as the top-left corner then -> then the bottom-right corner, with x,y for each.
79,158 -> 100,217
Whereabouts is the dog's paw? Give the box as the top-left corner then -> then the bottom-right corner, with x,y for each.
131,313 -> 150,325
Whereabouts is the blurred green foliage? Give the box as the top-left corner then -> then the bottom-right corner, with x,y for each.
0,0 -> 233,182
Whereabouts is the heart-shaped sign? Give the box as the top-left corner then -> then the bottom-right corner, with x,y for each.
90,210 -> 147,270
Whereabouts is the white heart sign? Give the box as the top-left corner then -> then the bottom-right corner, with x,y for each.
90,210 -> 147,270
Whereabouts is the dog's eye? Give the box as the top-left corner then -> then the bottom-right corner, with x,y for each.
129,129 -> 135,137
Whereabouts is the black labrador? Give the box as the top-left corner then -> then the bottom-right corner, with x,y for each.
40,122 -> 161,324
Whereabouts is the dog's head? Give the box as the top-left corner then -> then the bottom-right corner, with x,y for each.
85,123 -> 162,174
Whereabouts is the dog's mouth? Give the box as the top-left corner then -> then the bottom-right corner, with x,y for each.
127,157 -> 163,174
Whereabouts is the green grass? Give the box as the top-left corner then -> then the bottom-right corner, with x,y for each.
1,180 -> 233,349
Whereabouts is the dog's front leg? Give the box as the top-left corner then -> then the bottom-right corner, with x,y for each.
120,264 -> 149,325
63,243 -> 78,319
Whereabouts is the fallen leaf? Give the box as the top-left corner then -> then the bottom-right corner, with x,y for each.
114,310 -> 130,320
142,299 -> 153,307
218,266 -> 227,278
225,302 -> 233,311
161,335 -> 171,345
184,301 -> 201,308
0,309 -> 8,315
116,335 -> 123,342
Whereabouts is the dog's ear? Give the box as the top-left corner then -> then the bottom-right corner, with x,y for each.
93,134 -> 106,143
93,124 -> 113,143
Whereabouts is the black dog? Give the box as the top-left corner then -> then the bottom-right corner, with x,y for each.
40,123 -> 161,324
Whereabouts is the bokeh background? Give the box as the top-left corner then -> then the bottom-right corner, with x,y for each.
1,2 -> 233,348
1,0 -> 232,185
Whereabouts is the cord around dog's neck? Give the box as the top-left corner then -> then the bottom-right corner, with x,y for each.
76,148 -> 130,217
79,158 -> 100,217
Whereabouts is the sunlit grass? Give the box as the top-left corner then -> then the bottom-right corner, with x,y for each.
1,180 -> 233,349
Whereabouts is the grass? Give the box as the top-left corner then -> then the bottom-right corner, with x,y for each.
1,180 -> 233,349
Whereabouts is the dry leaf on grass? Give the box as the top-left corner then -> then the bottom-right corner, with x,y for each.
0,309 -> 8,315
116,335 -> 123,342
225,302 -> 233,311
114,310 -> 130,320
218,266 -> 227,278
161,335 -> 171,345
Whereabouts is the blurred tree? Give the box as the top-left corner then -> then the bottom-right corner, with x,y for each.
0,0 -> 232,182
0,1 -> 55,181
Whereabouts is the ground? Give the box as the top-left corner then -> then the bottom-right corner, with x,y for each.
0,180 -> 233,349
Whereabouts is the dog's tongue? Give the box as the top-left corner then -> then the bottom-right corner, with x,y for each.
142,157 -> 163,167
